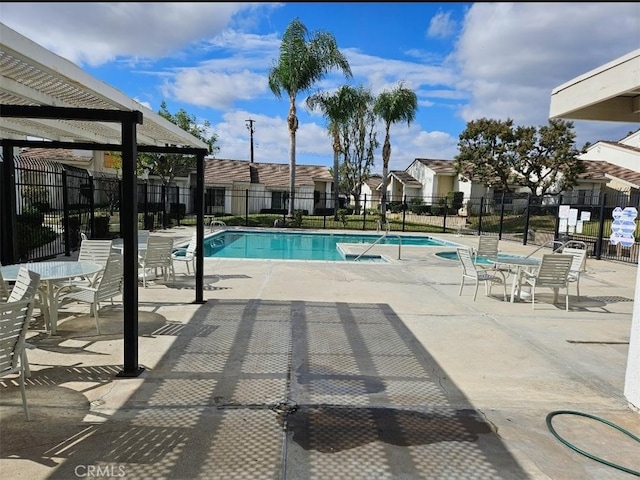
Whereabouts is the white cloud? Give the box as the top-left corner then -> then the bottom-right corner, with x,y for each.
453,2 -> 640,146
0,2 -> 269,66
162,69 -> 269,110
427,10 -> 457,39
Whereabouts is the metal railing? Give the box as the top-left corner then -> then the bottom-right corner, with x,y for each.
353,232 -> 402,261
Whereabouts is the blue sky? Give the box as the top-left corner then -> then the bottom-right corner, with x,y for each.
2,2 -> 639,173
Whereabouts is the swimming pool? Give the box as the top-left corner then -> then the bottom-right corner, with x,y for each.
203,230 -> 457,262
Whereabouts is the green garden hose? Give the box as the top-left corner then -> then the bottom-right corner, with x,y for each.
546,410 -> 640,476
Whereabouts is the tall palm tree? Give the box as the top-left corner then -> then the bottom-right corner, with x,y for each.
306,85 -> 360,220
373,81 -> 418,222
268,17 -> 352,217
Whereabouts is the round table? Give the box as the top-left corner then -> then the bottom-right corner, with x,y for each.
1,261 -> 103,335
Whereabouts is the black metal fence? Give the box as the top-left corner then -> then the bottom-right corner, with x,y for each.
5,156 -> 639,265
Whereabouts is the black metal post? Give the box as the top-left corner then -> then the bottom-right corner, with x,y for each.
1,143 -> 18,265
523,193 -> 531,246
478,197 -> 484,235
362,194 -> 367,231
88,175 -> 95,238
62,170 -> 71,256
596,193 -> 607,260
118,111 -> 144,378
402,194 -> 407,232
194,151 -> 206,304
498,192 -> 505,240
245,189 -> 249,226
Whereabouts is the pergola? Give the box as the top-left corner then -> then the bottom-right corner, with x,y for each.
549,47 -> 640,410
0,22 -> 209,377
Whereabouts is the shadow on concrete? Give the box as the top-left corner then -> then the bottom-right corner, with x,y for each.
4,299 -> 529,479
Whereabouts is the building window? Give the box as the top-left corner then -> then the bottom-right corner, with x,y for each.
206,188 -> 225,213
272,191 -> 289,210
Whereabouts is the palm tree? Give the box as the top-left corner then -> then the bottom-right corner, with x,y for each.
268,17 -> 352,217
306,85 -> 360,220
373,82 -> 418,222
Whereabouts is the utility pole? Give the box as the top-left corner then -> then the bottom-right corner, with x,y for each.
245,119 -> 255,163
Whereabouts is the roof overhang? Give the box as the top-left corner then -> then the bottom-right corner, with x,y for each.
549,49 -> 640,123
0,22 -> 207,149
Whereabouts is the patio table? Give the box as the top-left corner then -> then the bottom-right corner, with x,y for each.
0,261 -> 103,335
487,256 -> 542,303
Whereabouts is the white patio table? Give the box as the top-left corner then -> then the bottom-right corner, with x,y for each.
487,256 -> 542,303
111,235 -> 150,254
0,261 -> 103,335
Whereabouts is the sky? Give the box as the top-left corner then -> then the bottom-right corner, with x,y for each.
2,2 -> 639,174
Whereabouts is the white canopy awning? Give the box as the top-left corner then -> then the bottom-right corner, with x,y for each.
549,48 -> 640,123
0,22 -> 207,149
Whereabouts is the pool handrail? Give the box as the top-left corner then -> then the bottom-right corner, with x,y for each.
353,232 -> 402,261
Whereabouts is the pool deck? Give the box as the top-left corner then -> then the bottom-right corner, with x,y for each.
1,226 -> 639,479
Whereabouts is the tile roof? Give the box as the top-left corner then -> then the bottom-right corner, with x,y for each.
204,158 -> 332,187
580,159 -> 640,187
17,147 -> 93,163
415,158 -> 457,175
364,174 -> 382,190
389,170 -> 422,188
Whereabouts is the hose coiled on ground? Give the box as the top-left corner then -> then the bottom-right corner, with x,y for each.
546,410 -> 640,476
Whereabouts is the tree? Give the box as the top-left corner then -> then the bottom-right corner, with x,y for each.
454,118 -> 585,196
139,101 -> 218,222
338,86 -> 379,215
373,81 -> 418,221
268,17 -> 352,217
306,85 -> 361,220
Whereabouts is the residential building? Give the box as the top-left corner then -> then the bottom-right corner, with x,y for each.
203,158 -> 334,216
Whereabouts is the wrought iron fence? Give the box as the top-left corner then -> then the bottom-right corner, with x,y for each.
4,156 -> 639,265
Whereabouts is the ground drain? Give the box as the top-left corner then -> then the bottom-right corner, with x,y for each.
566,340 -> 629,345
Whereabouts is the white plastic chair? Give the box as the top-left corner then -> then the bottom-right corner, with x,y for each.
6,267 -> 42,378
75,239 -> 113,286
171,232 -> 197,275
0,269 -> 9,302
138,236 -> 175,288
557,246 -> 587,299
57,253 -> 123,334
1,293 -> 39,420
457,247 -> 506,301
518,254 -> 573,311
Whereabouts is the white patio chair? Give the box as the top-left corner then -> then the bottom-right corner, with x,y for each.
457,247 -> 506,301
475,235 -> 509,280
75,239 -> 113,286
57,253 -> 123,335
6,267 -> 42,378
171,232 -> 197,275
1,295 -> 38,420
138,236 -> 175,288
0,269 -> 9,302
475,235 -> 499,261
556,246 -> 587,299
518,254 -> 573,311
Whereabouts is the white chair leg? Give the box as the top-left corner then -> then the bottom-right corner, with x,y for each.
473,281 -> 479,301
19,370 -> 30,421
459,278 -> 465,296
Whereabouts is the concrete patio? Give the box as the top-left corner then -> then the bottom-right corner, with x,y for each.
1,226 -> 639,479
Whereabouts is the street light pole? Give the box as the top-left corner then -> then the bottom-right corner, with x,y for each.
245,119 -> 255,163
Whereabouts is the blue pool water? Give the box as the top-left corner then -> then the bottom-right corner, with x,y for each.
203,230 -> 456,262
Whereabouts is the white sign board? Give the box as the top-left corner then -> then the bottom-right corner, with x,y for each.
610,206 -> 638,247
558,205 -> 571,219
568,208 -> 578,227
